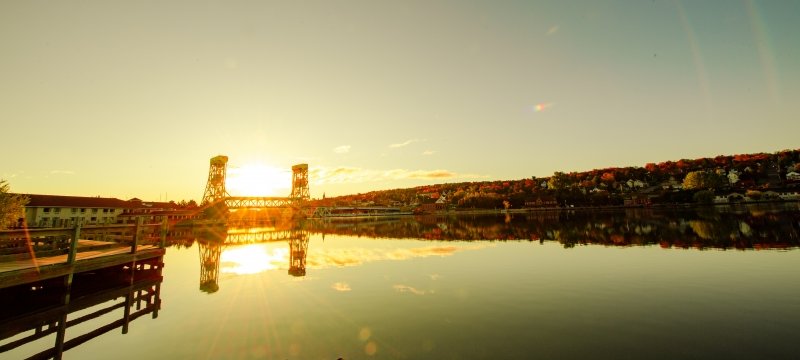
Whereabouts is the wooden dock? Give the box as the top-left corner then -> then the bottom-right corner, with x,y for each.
0,219 -> 167,289
0,255 -> 163,360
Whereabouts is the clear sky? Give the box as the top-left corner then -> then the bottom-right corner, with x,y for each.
2,0 -> 798,201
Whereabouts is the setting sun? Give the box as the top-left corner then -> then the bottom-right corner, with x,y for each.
226,163 -> 291,197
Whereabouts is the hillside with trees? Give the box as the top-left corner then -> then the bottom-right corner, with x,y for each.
312,149 -> 800,210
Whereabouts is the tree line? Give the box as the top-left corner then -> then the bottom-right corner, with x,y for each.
314,148 -> 800,209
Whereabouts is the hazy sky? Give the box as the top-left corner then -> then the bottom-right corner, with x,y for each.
2,0 -> 798,201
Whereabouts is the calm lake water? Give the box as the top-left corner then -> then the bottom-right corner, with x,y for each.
4,205 -> 800,359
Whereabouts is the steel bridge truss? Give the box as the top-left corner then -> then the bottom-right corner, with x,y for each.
224,196 -> 295,209
202,155 -> 310,209
224,229 -> 307,245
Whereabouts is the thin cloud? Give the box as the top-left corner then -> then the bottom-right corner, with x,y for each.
406,170 -> 455,179
546,25 -> 559,35
393,285 -> 427,295
422,150 -> 436,156
332,282 -> 352,292
389,139 -> 423,148
330,167 -> 360,175
333,145 -> 351,154
50,170 -> 75,175
313,166 -> 488,184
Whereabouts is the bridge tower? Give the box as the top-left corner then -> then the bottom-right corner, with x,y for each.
290,164 -> 310,200
202,155 -> 229,204
288,232 -> 309,277
198,241 -> 222,293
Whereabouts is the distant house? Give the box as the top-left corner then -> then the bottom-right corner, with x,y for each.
626,180 -> 646,189
787,172 -> 800,181
623,194 -> 652,206
661,177 -> 682,191
118,199 -> 183,224
737,179 -> 756,189
525,196 -> 558,208
415,203 -> 445,214
21,194 -> 133,228
779,191 -> 800,200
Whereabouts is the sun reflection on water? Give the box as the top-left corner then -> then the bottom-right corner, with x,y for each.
220,244 -> 288,275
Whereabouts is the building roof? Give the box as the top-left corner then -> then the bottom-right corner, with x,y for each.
21,194 -> 134,208
141,201 -> 181,210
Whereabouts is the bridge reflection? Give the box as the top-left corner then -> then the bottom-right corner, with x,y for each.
195,226 -> 310,293
0,257 -> 163,359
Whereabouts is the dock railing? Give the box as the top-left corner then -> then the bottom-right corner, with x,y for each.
0,219 -> 168,264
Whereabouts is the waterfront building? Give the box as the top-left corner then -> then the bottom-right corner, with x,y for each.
525,196 -> 558,208
21,194 -> 133,228
19,195 -> 200,228
117,199 -> 199,225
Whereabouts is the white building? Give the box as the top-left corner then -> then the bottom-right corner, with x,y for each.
22,194 -> 133,228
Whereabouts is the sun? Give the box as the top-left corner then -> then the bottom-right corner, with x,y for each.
226,163 -> 291,196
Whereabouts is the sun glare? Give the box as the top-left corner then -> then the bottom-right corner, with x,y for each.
220,244 -> 288,275
226,163 -> 291,196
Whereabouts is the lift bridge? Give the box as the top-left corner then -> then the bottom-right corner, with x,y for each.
197,227 -> 310,293
201,155 -> 310,209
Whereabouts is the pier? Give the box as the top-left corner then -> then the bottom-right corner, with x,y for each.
0,256 -> 163,359
0,219 -> 167,289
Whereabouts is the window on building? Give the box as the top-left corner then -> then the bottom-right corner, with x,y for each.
91,217 -> 97,222
81,208 -> 86,213
92,208 -> 98,214
54,208 -> 61,213
71,208 -> 77,213
103,208 -> 108,213
43,208 -> 50,213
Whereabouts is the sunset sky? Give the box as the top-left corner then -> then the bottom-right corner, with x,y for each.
2,0 -> 798,201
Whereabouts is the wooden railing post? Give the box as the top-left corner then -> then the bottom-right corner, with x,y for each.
160,218 -> 167,248
131,217 -> 142,254
67,221 -> 81,265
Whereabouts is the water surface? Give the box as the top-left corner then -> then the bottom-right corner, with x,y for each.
3,206 -> 799,359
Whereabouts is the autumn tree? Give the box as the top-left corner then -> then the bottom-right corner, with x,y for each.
683,171 -> 725,190
548,172 -> 570,190
0,180 -> 28,229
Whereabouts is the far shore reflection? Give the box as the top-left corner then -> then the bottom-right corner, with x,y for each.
304,205 -> 800,250
166,205 -> 800,294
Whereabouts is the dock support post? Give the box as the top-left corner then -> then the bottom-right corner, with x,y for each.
122,292 -> 132,334
152,282 -> 161,319
67,221 -> 81,265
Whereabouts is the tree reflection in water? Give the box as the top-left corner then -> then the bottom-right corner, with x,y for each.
175,205 -> 799,294
303,205 -> 800,250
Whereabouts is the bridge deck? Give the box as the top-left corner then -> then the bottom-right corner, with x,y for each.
225,196 -> 296,209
